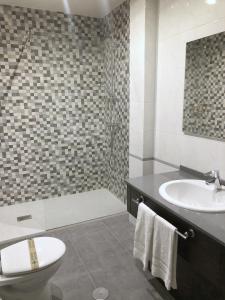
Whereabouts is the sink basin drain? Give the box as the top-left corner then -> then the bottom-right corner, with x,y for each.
92,287 -> 109,300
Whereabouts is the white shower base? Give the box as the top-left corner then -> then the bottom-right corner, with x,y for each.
0,189 -> 126,246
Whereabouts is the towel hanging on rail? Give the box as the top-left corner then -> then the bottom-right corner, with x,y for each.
133,203 -> 156,271
151,215 -> 178,290
135,198 -> 195,240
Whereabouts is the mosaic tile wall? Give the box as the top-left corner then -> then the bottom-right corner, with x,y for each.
183,32 -> 225,141
0,3 -> 130,206
102,0 -> 130,202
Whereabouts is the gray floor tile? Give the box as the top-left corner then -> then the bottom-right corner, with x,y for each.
52,240 -> 87,281
102,213 -> 130,227
103,213 -> 135,253
71,231 -> 127,273
44,228 -> 71,244
52,273 -> 94,300
66,219 -> 106,239
45,214 -> 173,300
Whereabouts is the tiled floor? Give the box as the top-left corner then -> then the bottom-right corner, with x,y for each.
45,213 -> 174,300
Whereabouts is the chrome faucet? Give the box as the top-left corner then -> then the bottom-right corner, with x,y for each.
204,170 -> 223,190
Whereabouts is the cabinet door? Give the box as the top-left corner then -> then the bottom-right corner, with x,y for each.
128,187 -> 147,217
127,184 -> 225,299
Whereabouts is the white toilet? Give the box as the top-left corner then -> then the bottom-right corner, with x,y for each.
0,236 -> 66,300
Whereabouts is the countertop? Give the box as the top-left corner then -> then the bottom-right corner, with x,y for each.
126,169 -> 225,247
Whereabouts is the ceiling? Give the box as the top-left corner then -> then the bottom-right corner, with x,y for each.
0,0 -> 126,18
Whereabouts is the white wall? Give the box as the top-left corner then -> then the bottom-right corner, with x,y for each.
129,0 -> 158,178
155,0 -> 225,178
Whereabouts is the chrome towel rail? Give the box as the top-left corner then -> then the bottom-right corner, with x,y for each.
134,196 -> 195,240
176,229 -> 195,240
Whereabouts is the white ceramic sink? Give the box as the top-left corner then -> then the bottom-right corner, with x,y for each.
159,180 -> 225,213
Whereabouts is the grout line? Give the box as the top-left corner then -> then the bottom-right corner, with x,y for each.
47,211 -> 127,233
67,215 -> 129,289
70,238 -> 97,289
60,213 -> 133,290
102,219 -> 134,255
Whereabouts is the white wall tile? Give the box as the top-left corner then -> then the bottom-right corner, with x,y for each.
129,101 -> 145,131
129,0 -> 158,176
155,0 -> 225,179
153,161 -> 178,174
143,160 -> 154,175
129,129 -> 144,157
129,156 -> 144,178
159,0 -> 225,41
180,135 -> 225,178
154,130 -> 182,166
129,156 -> 154,178
130,0 -> 146,104
144,100 -> 155,129
143,129 -> 155,158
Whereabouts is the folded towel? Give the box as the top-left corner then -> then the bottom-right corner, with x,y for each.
151,215 -> 178,290
133,203 -> 156,271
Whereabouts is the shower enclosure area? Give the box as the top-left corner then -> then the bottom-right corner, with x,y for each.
0,2 -> 129,242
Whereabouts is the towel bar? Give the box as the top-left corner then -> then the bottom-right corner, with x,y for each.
134,197 -> 195,240
176,229 -> 195,240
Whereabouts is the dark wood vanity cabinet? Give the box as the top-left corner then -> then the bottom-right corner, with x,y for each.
127,184 -> 225,300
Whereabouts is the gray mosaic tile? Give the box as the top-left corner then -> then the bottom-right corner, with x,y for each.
0,1 -> 130,206
183,31 -> 225,141
102,1 -> 130,202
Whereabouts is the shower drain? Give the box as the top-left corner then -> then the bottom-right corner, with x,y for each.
92,287 -> 109,300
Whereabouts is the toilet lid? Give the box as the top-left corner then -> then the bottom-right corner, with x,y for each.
0,237 -> 66,276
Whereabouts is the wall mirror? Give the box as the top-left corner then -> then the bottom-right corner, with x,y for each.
183,31 -> 225,141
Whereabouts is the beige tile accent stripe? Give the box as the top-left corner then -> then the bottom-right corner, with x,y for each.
28,239 -> 39,270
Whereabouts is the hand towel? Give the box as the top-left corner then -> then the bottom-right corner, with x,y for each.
151,215 -> 178,290
133,203 -> 156,271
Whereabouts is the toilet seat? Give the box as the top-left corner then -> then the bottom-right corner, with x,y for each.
0,237 -> 66,276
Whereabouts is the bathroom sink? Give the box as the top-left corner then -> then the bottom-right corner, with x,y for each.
159,180 -> 225,213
